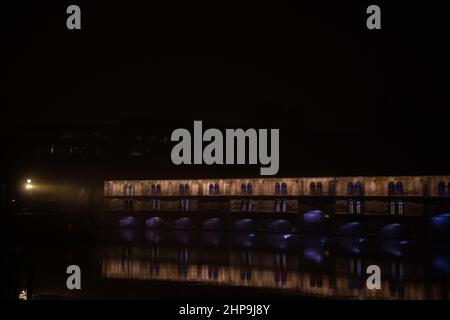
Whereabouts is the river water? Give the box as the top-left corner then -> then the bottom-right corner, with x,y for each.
3,229 -> 450,300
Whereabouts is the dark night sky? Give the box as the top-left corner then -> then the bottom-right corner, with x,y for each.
1,1 -> 450,178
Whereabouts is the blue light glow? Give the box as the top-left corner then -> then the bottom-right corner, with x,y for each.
267,220 -> 292,233
431,213 -> 450,232
340,221 -> 362,236
380,223 -> 403,238
303,210 -> 324,224
202,218 -> 223,230
234,219 -> 255,231
119,216 -> 136,227
174,217 -> 193,229
145,217 -> 163,228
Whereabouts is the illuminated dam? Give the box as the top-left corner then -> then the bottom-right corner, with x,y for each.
103,176 -> 450,237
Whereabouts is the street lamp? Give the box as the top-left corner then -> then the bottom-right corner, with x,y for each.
25,179 -> 33,190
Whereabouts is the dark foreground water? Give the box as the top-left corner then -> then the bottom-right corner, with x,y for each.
3,229 -> 450,300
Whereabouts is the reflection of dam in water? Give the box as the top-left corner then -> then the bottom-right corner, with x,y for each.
98,230 -> 450,300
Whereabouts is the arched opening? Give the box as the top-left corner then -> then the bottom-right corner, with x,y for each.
179,199 -> 190,211
241,183 -> 246,195
310,182 -> 316,194
355,200 -> 362,214
241,200 -> 252,212
347,182 -> 354,195
151,199 -> 160,211
355,182 -> 363,195
241,199 -> 247,212
281,200 -> 287,213
438,181 -> 446,196
247,183 -> 252,195
340,221 -> 362,236
275,182 -> 281,194
281,183 -> 287,195
174,217 -> 193,230
303,210 -> 325,225
234,219 -> 255,231
248,200 -> 253,212
267,219 -> 292,233
388,182 -> 395,195
316,182 -> 323,195
303,210 -> 327,233
390,201 -> 396,215
274,200 -> 281,213
396,181 -> 404,195
397,201 -> 403,215
202,218 -> 223,230
123,184 -> 129,196
145,217 -> 164,229
119,216 -> 136,227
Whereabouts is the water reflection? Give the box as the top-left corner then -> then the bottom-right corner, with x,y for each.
202,231 -> 224,247
381,239 -> 410,258
173,230 -> 193,246
118,229 -> 135,242
303,236 -> 330,264
96,230 -> 450,299
233,232 -> 257,249
339,237 -> 367,255
4,229 -> 450,300
145,229 -> 162,244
